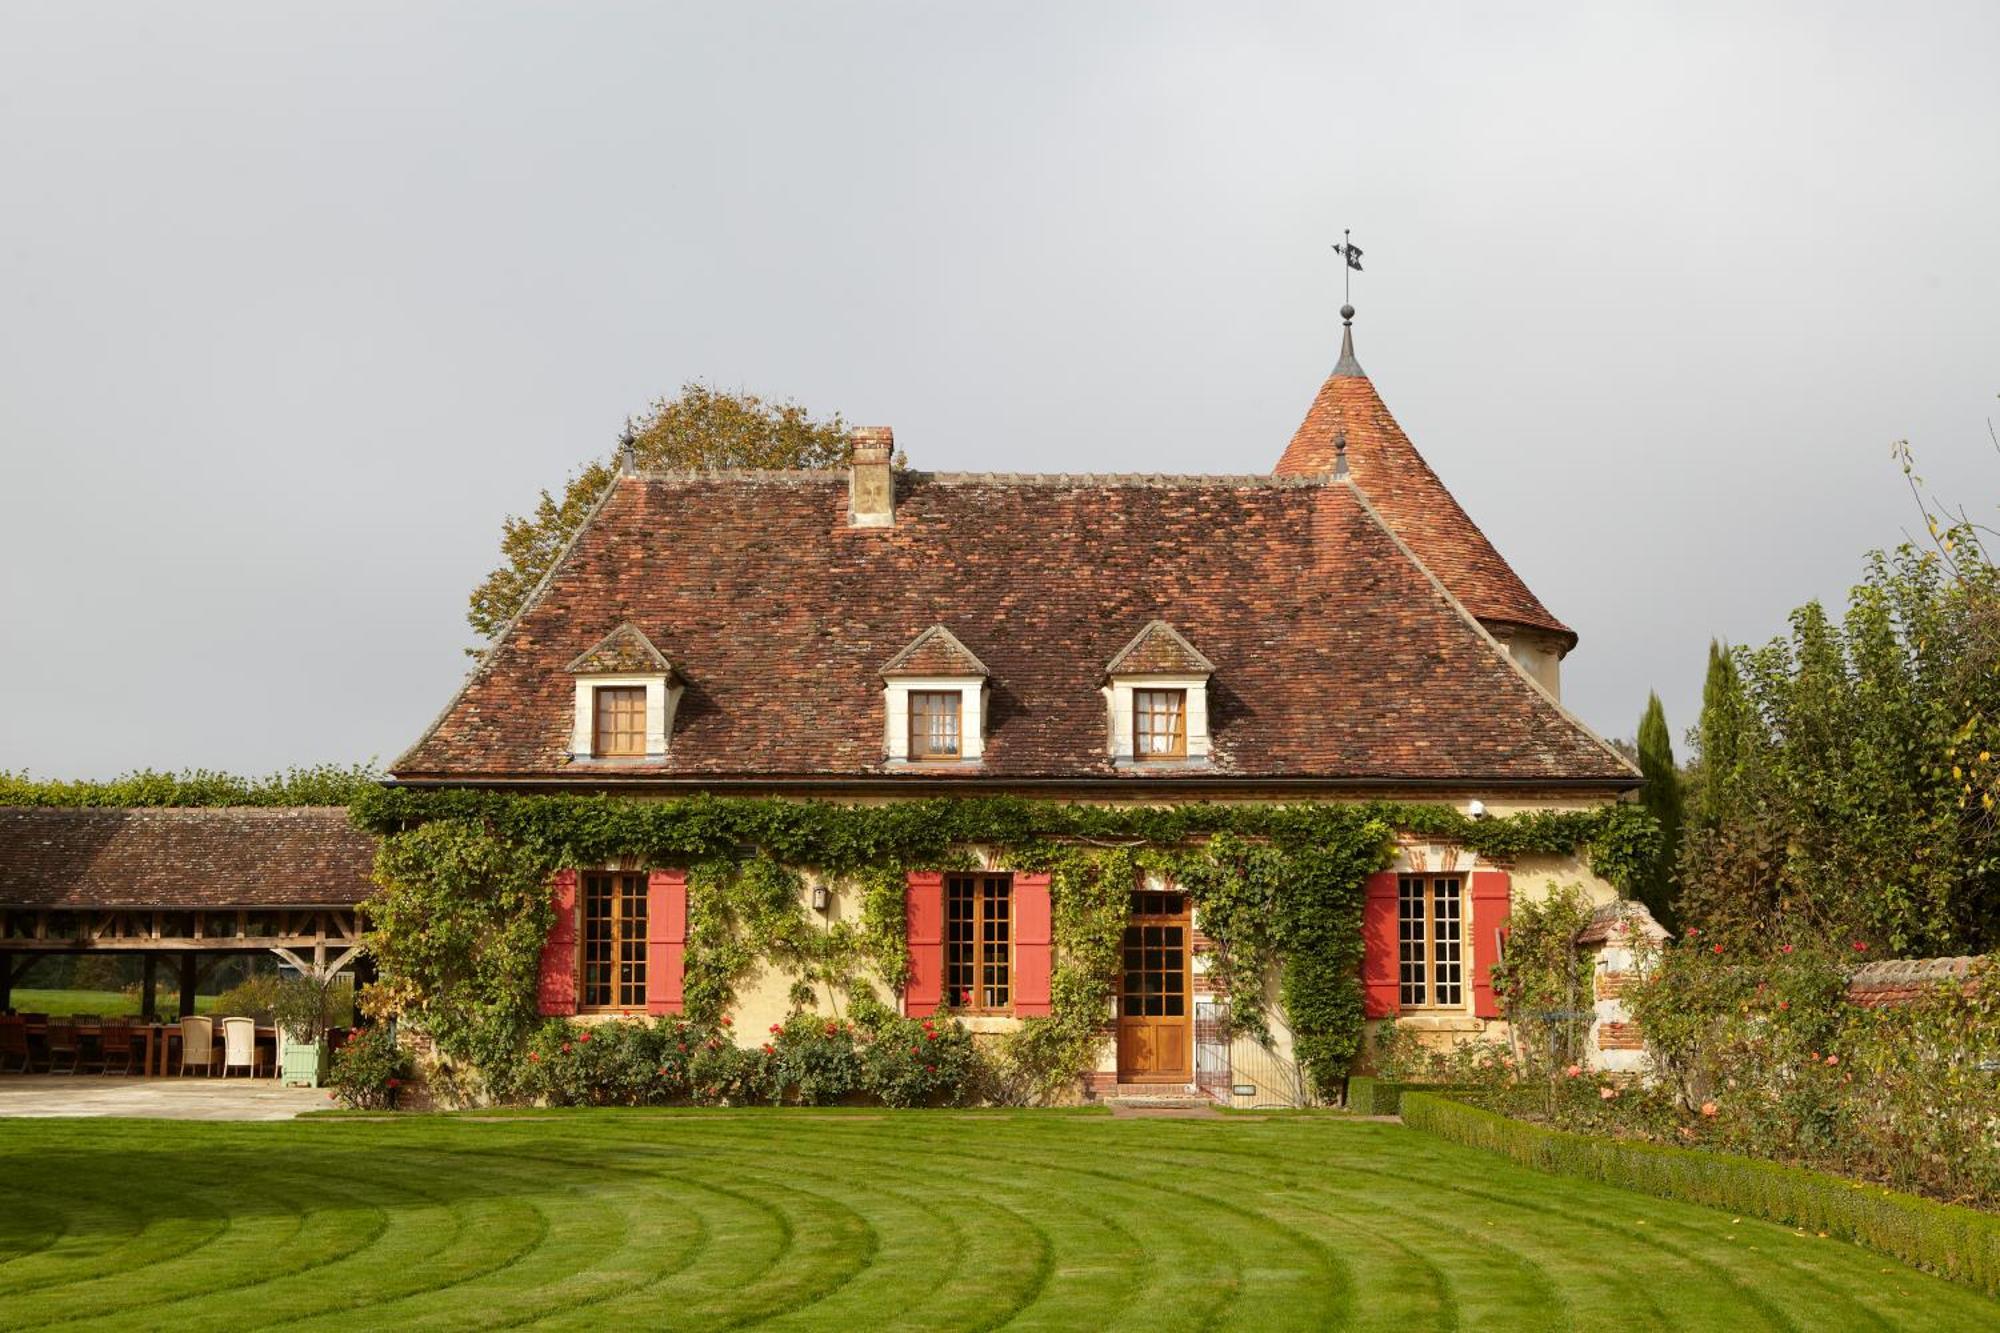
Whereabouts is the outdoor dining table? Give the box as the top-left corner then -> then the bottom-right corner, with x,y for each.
18,1019 -> 279,1077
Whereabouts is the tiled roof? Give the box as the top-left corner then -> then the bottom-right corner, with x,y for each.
395,470 -> 1634,787
1104,621 -> 1215,677
567,623 -> 672,675
881,625 -> 989,678
1846,956 -> 1983,1007
0,807 -> 376,909
1273,339 -> 1575,647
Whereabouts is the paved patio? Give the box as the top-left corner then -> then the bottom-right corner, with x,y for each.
0,1075 -> 329,1120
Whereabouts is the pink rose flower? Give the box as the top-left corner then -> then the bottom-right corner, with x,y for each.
1599,1085 -> 1617,1100
1700,1101 -> 1718,1118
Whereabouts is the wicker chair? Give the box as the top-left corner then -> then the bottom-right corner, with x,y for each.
98,1019 -> 136,1075
177,1015 -> 215,1076
219,1017 -> 261,1078
0,1018 -> 29,1074
46,1020 -> 83,1074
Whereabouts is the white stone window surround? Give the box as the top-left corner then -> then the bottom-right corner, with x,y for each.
569,674 -> 681,761
1104,674 -> 1211,762
884,677 -> 986,763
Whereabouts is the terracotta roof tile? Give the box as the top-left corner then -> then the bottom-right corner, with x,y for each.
0,808 -> 376,909
1104,621 -> 1215,677
566,623 -> 672,675
395,471 -> 1632,786
1274,356 -> 1574,647
881,625 -> 989,678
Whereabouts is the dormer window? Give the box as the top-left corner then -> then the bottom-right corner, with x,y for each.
881,625 -> 989,766
1104,621 -> 1214,765
567,624 -> 681,762
909,690 -> 963,760
1134,688 -> 1188,759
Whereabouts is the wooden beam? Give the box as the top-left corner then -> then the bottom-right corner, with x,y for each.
0,951 -> 10,1014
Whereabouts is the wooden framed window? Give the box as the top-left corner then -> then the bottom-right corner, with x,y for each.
593,687 -> 646,758
945,873 -> 1011,1012
1398,874 -> 1463,1009
908,690 -> 962,760
580,871 -> 648,1009
1133,689 -> 1187,758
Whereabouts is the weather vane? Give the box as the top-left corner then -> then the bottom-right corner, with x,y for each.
1331,229 -> 1363,310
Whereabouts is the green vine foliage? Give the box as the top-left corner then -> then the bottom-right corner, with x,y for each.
0,764 -> 382,808
349,789 -> 1653,1098
359,820 -> 554,1079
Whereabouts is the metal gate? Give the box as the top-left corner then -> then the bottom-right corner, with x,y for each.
1193,998 -> 1316,1108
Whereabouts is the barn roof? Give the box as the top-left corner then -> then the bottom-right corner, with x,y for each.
0,807 -> 376,909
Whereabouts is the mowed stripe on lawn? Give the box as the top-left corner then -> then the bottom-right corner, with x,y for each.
0,1111 -> 1988,1331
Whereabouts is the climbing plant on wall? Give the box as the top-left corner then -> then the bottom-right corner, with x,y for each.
350,788 -> 1655,1098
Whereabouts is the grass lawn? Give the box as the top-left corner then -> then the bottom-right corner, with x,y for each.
0,1111 -> 1988,1331
8,990 -> 220,1018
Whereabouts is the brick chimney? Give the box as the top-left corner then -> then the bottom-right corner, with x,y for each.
847,427 -> 895,528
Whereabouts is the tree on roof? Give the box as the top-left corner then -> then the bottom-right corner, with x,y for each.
467,383 -> 848,639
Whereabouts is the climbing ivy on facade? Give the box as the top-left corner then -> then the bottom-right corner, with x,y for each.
349,787 -> 1656,1098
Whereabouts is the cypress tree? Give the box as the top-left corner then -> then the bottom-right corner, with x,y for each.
1635,691 -> 1683,927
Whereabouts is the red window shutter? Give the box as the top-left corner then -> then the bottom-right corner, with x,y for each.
904,871 -> 945,1016
1013,872 -> 1053,1016
538,869 -> 579,1017
1470,869 -> 1512,1019
1360,870 -> 1401,1018
646,869 -> 688,1016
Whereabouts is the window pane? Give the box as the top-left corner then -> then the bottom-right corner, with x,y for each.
1134,689 -> 1188,758
594,687 -> 647,757
909,691 -> 961,758
1433,878 -> 1463,1007
1398,875 -> 1427,1008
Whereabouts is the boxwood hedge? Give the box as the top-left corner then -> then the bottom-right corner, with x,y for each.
1402,1092 -> 2000,1296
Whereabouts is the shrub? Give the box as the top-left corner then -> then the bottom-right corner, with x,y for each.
1404,1092 -> 2000,1297
760,1014 -> 865,1106
858,1006 -> 979,1108
329,1027 -> 414,1110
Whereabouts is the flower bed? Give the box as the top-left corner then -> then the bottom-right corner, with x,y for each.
1403,1092 -> 2000,1297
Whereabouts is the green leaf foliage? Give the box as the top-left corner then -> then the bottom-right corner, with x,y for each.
1634,692 -> 1683,928
0,764 -> 382,808
1680,537 -> 2000,953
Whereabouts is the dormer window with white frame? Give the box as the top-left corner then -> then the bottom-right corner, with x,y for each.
1103,621 -> 1214,764
881,625 -> 989,765
566,624 -> 682,762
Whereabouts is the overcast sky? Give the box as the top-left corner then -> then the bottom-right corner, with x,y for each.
3,3 -> 1997,779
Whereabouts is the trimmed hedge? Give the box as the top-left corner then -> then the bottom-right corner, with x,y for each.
1344,1077 -> 1480,1116
1403,1092 -> 2000,1297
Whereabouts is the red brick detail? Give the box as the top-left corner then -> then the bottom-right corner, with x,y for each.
645,869 -> 687,1016
1470,869 -> 1511,1020
904,872 -> 945,1016
1596,1021 -> 1644,1051
1013,872 -> 1053,1017
1361,871 -> 1401,1018
1595,970 -> 1636,1000
538,870 -> 579,1016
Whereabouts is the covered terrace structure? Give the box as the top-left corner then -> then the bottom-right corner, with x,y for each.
0,806 -> 376,1024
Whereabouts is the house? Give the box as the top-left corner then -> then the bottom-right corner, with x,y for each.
391,310 -> 1639,1097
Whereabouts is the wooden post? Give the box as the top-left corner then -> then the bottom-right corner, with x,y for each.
142,956 -> 158,1021
179,954 -> 198,1018
0,952 -> 11,1014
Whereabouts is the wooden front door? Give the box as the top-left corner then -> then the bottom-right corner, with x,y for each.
1116,889 -> 1192,1083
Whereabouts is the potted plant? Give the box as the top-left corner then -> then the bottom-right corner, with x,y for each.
273,976 -> 338,1087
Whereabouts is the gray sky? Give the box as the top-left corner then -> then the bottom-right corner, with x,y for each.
4,2 -> 1997,779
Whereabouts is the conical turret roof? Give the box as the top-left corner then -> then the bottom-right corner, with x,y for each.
1273,318 -> 1574,648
